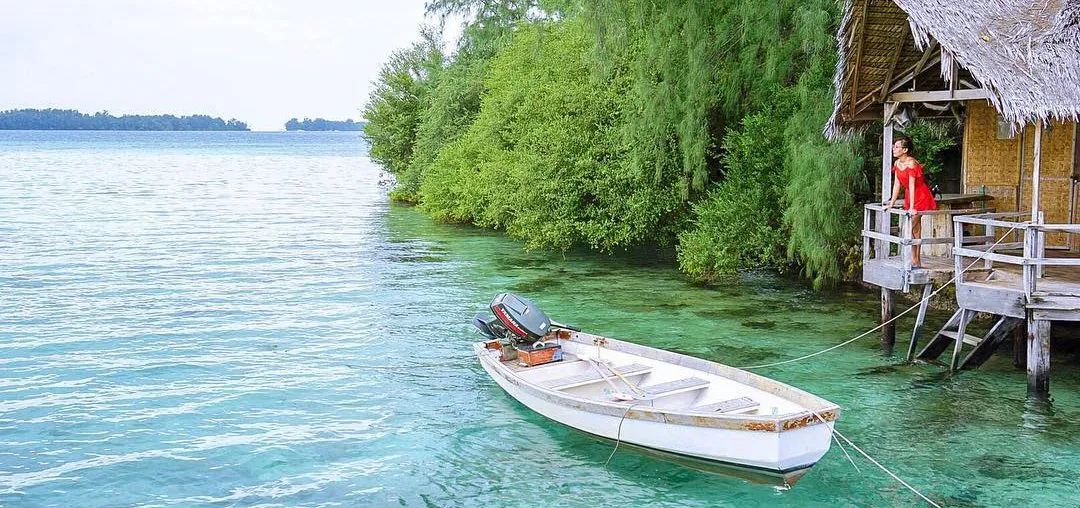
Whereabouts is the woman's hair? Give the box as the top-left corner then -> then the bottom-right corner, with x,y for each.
896,136 -> 914,155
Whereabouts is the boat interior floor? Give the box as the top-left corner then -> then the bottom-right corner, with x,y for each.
499,351 -> 764,415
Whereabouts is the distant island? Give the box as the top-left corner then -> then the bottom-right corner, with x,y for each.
285,118 -> 365,131
0,109 -> 249,131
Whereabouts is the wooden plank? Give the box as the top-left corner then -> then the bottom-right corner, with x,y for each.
952,247 -> 1027,264
542,363 -> 652,391
690,396 -> 759,414
1030,224 -> 1080,233
640,377 -> 708,398
1026,315 -> 1051,395
852,51 -> 942,112
863,260 -> 906,290
955,283 -> 1027,318
1029,258 -> 1080,266
889,89 -> 989,103
939,330 -> 983,346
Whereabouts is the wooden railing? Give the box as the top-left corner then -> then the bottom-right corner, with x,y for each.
862,203 -> 991,291
953,212 -> 1080,300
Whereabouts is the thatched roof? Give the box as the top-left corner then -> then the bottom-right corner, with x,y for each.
826,0 -> 1080,139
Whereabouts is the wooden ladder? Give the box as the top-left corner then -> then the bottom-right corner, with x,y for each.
914,309 -> 1023,371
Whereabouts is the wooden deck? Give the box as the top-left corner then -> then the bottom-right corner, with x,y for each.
862,208 -> 1079,394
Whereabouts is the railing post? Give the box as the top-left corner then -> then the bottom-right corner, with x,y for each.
1023,225 -> 1035,301
877,208 -> 890,260
863,206 -> 871,266
901,213 -> 912,267
1037,211 -> 1046,279
954,219 -> 964,285
984,224 -> 995,271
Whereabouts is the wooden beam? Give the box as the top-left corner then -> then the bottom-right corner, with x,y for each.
888,89 -> 989,103
877,121 -> 895,259
849,53 -> 944,117
912,40 -> 939,79
849,0 -> 871,118
880,30 -> 908,101
1032,122 -> 1043,221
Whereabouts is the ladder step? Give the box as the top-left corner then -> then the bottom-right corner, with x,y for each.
940,330 -> 983,346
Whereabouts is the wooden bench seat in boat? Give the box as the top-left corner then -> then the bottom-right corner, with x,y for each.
640,377 -> 709,398
540,363 -> 652,391
690,396 -> 759,414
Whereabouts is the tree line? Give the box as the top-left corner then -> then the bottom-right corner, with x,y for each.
284,118 -> 365,131
0,109 -> 248,131
362,0 -> 955,287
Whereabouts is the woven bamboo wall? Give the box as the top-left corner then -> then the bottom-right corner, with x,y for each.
962,100 -> 1078,247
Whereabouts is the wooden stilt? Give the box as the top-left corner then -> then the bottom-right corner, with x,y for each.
881,288 -> 895,354
1026,313 -> 1051,395
906,284 -> 933,361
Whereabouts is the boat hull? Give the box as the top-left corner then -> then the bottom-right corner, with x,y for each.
476,341 -> 836,477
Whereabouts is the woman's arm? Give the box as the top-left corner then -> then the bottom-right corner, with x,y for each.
886,174 -> 901,209
908,174 -> 917,214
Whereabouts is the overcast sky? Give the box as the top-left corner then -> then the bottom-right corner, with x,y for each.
0,0 -> 442,130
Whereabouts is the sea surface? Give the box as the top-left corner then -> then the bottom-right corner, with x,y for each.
1,131 -> 1078,507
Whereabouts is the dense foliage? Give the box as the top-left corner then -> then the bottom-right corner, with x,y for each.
364,0 -> 873,286
0,109 -> 248,131
285,118 -> 365,131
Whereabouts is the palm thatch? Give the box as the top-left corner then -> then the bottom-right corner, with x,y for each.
826,0 -> 1080,139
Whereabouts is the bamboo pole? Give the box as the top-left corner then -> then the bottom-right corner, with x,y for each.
1031,122 -> 1043,221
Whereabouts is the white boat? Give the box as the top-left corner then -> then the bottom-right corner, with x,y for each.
474,328 -> 840,484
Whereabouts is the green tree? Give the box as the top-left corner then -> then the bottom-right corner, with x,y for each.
362,29 -> 444,179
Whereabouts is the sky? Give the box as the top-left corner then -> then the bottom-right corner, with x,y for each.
0,0 -> 447,131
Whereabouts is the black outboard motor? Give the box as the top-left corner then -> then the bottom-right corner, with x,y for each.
489,292 -> 550,343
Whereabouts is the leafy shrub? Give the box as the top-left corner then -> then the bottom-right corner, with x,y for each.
677,111 -> 789,282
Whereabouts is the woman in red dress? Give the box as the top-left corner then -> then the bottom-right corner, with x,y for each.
885,136 -> 937,268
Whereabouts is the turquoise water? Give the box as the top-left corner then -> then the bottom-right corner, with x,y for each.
1,131 -> 1078,507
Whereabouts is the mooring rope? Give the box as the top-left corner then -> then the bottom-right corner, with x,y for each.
738,227 -> 1018,370
832,428 -> 943,508
726,228 -> 1017,506
604,401 -> 644,467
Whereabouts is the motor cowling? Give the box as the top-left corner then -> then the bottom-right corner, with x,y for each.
489,292 -> 551,343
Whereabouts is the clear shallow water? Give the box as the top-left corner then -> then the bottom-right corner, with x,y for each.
1,131 -> 1078,507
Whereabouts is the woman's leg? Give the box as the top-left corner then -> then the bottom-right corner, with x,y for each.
911,215 -> 922,267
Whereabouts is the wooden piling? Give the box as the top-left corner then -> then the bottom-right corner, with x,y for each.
881,288 -> 895,353
1026,313 -> 1051,395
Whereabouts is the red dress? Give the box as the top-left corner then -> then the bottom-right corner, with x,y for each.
893,162 -> 937,211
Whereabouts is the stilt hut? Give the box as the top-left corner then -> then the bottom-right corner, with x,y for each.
826,0 -> 1080,394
